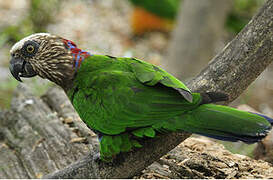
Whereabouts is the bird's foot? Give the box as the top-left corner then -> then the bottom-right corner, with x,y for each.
93,152 -> 115,164
93,152 -> 101,163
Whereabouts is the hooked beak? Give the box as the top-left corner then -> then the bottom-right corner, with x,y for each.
9,57 -> 37,82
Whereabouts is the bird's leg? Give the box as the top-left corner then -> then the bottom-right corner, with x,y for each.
93,152 -> 101,163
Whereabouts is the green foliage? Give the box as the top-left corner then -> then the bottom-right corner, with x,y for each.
128,0 -> 264,34
129,0 -> 181,19
0,79 -> 18,109
0,0 -> 61,109
29,0 -> 60,33
226,0 -> 266,34
0,78 -> 52,109
0,24 -> 32,47
0,0 -> 61,45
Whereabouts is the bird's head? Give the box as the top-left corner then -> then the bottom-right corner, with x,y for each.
9,33 -> 90,89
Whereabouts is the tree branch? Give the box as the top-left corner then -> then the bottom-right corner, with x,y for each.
187,0 -> 273,101
1,0 -> 266,178
32,0 -> 273,178
43,0 -> 273,178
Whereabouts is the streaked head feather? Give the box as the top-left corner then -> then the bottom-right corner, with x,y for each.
10,33 -> 51,54
10,33 -> 76,90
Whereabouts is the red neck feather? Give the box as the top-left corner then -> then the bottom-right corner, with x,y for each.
62,39 -> 91,70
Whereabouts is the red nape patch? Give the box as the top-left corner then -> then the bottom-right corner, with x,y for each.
62,38 -> 91,70
62,38 -> 77,49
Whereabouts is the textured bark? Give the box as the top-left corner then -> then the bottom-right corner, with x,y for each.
135,137 -> 273,179
0,85 -> 95,178
164,0 -> 233,80
0,85 -> 190,179
187,0 -> 273,102
1,86 -> 273,179
254,128 -> 273,164
46,0 -> 273,178
1,0 -> 273,178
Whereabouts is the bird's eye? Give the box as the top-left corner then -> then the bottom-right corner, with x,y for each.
26,45 -> 34,53
21,41 -> 39,58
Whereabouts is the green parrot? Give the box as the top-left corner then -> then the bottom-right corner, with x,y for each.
9,33 -> 273,162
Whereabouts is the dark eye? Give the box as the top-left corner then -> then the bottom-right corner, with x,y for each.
22,41 -> 39,57
26,45 -> 35,53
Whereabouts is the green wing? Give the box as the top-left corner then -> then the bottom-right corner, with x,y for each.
67,55 -> 272,161
68,55 -> 200,135
130,58 -> 192,102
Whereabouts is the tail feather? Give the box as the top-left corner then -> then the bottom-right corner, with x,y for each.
198,131 -> 267,144
251,112 -> 273,124
200,92 -> 229,105
177,104 -> 272,144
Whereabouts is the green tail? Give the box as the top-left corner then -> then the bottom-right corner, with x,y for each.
99,92 -> 273,161
176,104 -> 272,143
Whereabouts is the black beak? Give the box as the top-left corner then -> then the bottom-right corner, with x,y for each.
9,57 -> 37,82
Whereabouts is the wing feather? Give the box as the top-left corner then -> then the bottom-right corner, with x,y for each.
69,56 -> 201,135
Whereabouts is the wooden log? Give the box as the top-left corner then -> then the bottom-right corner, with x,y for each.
0,84 -> 95,178
1,87 -> 273,179
1,0 -> 273,178
45,0 -> 273,178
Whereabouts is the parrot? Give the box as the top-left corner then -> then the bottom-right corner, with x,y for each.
128,0 -> 181,35
9,33 -> 273,162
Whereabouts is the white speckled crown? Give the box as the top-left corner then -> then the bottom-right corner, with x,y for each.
10,33 -> 51,54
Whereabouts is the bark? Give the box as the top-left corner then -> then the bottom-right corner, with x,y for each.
254,128 -> 273,164
187,0 -> 273,102
164,0 -> 233,80
1,0 -> 273,178
135,137 -> 273,179
0,85 -> 95,178
2,86 -> 273,179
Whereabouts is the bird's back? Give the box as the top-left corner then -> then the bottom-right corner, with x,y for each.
66,55 -> 201,135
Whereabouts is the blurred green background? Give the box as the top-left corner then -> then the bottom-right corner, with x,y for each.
0,0 -> 272,157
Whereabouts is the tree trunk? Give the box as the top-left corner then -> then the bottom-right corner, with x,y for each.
0,85 -> 97,178
164,0 -> 233,80
1,0 -> 273,178
1,86 -> 273,179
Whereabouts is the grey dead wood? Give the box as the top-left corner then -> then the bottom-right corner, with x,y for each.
187,0 -> 273,103
0,85 -> 95,178
0,0 -> 273,178
254,126 -> 273,164
46,0 -> 273,178
1,87 -> 273,179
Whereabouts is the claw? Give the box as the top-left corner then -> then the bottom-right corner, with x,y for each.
93,152 -> 101,163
